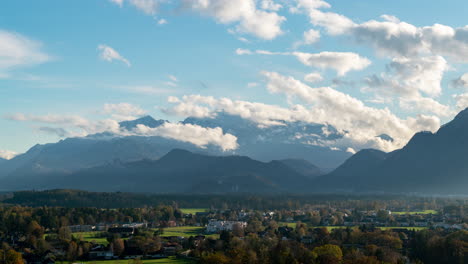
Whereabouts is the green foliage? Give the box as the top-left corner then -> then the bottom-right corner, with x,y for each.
312,244 -> 343,264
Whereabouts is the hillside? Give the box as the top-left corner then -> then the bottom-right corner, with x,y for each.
1,149 -> 313,193
315,109 -> 468,194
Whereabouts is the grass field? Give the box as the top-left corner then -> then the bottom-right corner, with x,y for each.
179,208 -> 208,214
277,223 -> 427,231
78,256 -> 194,264
160,226 -> 218,239
73,232 -> 109,244
392,210 -> 438,215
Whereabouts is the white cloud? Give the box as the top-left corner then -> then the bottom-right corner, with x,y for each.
303,29 -> 320,44
168,75 -> 178,82
5,108 -> 237,151
164,95 -> 316,126
247,82 -> 258,88
451,73 -> 468,88
5,113 -> 121,138
0,150 -> 18,160
185,0 -> 286,40
132,123 -> 238,151
98,44 -> 131,66
109,0 -> 124,7
363,55 -> 451,116
294,1 -> 468,62
117,85 -> 173,95
454,93 -> 468,111
236,48 -> 253,55
236,49 -> 370,76
129,0 -> 161,15
292,51 -> 371,76
261,71 -> 441,151
157,18 -> 168,25
304,72 -> 323,83
103,103 -> 147,121
260,0 -> 282,11
0,30 -> 51,75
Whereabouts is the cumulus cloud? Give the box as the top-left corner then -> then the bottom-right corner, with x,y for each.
164,95 -> 317,126
236,49 -> 371,76
260,71 -> 441,151
363,55 -> 451,116
260,0 -> 282,11
157,18 -> 168,25
5,113 -> 121,138
5,105 -> 237,151
451,73 -> 468,88
184,0 -> 286,40
454,93 -> 468,111
0,30 -> 51,76
302,29 -> 320,44
304,72 -> 323,83
292,51 -> 371,76
0,150 -> 18,160
132,123 -> 238,151
98,44 -> 131,66
293,0 -> 468,62
293,29 -> 321,48
103,103 -> 147,121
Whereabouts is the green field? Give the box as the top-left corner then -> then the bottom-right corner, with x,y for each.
179,208 -> 208,214
79,257 -> 194,264
160,226 -> 218,239
73,232 -> 109,244
392,210 -> 438,215
277,223 -> 427,231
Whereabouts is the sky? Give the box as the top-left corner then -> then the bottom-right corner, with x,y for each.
3,0 -> 468,159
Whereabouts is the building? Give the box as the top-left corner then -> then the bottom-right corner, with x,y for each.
108,227 -> 135,237
206,220 -> 247,233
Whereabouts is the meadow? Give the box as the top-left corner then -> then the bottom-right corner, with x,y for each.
179,208 -> 208,214
391,210 -> 438,215
159,226 -> 218,239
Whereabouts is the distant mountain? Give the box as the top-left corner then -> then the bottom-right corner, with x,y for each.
278,159 -> 323,179
2,149 -> 313,193
315,108 -> 468,194
0,113 -> 353,181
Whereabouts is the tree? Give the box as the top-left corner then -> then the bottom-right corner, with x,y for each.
312,244 -> 343,264
0,249 -> 24,264
201,252 -> 230,264
111,238 -> 125,256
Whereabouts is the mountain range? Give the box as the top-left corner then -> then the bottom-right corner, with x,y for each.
314,108 -> 468,194
3,109 -> 468,194
0,149 -> 316,193
0,113 -> 351,180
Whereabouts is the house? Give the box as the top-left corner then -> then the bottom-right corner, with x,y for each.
89,245 -> 115,260
206,220 -> 247,233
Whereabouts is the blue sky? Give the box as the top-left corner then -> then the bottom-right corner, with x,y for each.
2,0 -> 468,158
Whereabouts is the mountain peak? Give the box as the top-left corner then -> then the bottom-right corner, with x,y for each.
119,115 -> 167,130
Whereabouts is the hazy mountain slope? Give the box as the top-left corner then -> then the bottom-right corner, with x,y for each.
2,149 -> 313,193
315,108 -> 468,194
278,159 -> 323,178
